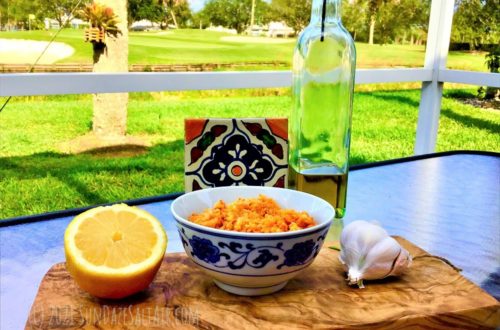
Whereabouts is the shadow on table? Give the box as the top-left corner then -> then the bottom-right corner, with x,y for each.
481,267 -> 500,301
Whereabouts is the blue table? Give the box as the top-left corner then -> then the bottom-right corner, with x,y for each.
1,151 -> 499,329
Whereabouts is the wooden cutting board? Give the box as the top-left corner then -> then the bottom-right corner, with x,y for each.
25,237 -> 499,329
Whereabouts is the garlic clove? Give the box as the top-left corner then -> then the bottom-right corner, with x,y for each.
346,238 -> 400,283
363,236 -> 403,269
342,220 -> 388,251
359,247 -> 412,282
388,248 -> 412,276
339,220 -> 412,288
339,220 -> 388,267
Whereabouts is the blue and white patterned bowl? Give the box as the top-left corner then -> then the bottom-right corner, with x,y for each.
171,186 -> 334,296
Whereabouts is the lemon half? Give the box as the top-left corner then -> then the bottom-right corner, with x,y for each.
64,204 -> 167,299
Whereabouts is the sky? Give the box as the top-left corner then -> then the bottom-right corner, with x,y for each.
188,0 -> 207,12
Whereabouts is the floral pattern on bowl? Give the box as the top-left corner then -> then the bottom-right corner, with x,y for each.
179,227 -> 327,271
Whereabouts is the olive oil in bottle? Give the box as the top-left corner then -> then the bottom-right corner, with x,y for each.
288,167 -> 348,218
289,0 -> 356,231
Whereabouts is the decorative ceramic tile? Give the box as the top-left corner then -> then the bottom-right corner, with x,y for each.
185,118 -> 288,192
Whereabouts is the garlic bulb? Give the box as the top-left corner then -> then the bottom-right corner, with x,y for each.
339,220 -> 412,288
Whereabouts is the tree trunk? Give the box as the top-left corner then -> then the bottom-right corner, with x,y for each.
164,1 -> 178,29
170,10 -> 178,28
250,0 -> 256,29
55,9 -> 65,28
368,14 -> 375,45
92,0 -> 128,138
484,87 -> 499,99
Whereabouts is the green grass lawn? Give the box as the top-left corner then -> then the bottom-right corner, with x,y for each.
0,89 -> 498,219
0,29 -> 488,71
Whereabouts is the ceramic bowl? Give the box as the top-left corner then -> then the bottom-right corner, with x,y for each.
170,186 -> 334,296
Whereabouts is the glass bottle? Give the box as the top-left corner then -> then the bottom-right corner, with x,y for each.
289,0 -> 356,227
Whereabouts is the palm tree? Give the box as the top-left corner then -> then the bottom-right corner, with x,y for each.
163,0 -> 185,28
367,0 -> 384,45
92,0 -> 128,138
355,0 -> 400,45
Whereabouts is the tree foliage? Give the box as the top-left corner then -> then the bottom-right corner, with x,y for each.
128,0 -> 165,24
341,0 -> 368,40
269,0 -> 311,34
372,0 -> 430,44
265,0 -> 497,48
166,0 -> 192,28
2,0 -> 498,47
479,44 -> 499,99
267,0 -> 430,43
1,0 -> 35,27
199,0 -> 270,33
1,0 -> 86,28
451,0 -> 499,49
39,0 -> 77,26
128,0 -> 192,28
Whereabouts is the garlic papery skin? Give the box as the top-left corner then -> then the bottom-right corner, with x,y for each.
339,220 -> 412,288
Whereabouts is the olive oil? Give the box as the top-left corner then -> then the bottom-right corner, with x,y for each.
288,166 -> 347,218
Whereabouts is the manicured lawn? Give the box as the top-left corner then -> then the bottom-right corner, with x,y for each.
0,29 -> 488,71
0,89 -> 498,219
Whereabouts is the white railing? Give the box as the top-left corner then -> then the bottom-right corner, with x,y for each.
0,0 -> 498,154
0,69 -> 434,96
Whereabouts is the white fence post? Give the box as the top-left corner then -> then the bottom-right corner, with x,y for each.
414,0 -> 455,155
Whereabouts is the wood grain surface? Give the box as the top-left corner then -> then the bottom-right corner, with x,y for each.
25,237 -> 500,330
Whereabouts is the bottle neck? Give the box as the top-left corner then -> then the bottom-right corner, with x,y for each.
310,0 -> 341,25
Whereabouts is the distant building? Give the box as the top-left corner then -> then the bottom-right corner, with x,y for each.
267,22 -> 294,38
130,20 -> 160,31
44,18 -> 59,30
43,16 -> 86,30
206,25 -> 237,35
245,25 -> 266,36
70,18 -> 86,29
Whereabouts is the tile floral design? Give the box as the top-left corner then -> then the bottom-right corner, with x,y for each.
185,118 -> 288,191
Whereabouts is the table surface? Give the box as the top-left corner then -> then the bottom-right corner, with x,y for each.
1,152 -> 499,330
